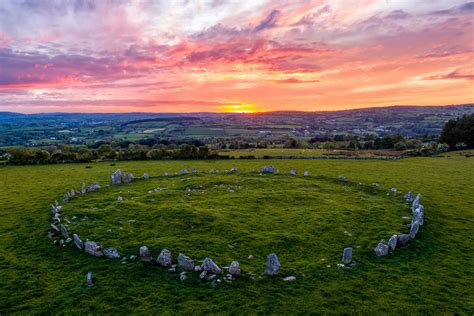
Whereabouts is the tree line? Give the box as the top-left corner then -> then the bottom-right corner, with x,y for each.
2,143 -> 215,165
1,114 -> 471,165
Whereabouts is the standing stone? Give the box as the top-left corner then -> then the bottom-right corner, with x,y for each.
60,224 -> 69,239
264,253 -> 280,276
230,167 -> 238,172
50,223 -> 60,233
202,258 -> 221,274
164,172 -> 169,176
397,234 -> 411,246
140,246 -> 152,263
177,253 -> 195,270
85,241 -> 104,257
191,168 -> 196,173
143,173 -> 150,179
81,182 -> 87,194
52,213 -> 60,224
412,193 -> 421,208
86,272 -> 93,286
117,195 -> 123,202
413,208 -> 424,226
410,221 -> 420,239
122,172 -> 134,184
289,169 -> 297,176
339,176 -> 347,181
414,204 -> 425,215
51,204 -> 61,214
73,234 -> 84,250
156,248 -> 173,267
228,261 -> 241,276
342,247 -> 352,264
180,169 -> 189,175
111,169 -> 123,185
261,166 -> 275,173
388,235 -> 398,251
374,240 -> 389,256
303,171 -> 309,177
104,247 -> 121,259
62,193 -> 69,203
404,191 -> 413,202
70,188 -> 77,197
87,182 -> 101,192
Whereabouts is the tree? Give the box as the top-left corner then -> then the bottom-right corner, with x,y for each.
97,144 -> 113,157
439,114 -> 474,150
77,148 -> 94,162
394,141 -> 407,151
284,138 -> 299,148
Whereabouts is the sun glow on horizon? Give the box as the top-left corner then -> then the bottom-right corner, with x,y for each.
220,103 -> 258,113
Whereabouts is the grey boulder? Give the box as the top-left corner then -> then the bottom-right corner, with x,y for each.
228,261 -> 241,276
410,221 -> 420,239
122,172 -> 134,184
264,253 -> 280,276
261,166 -> 275,173
202,258 -> 221,274
156,248 -> 173,267
140,246 -> 152,263
388,234 -> 398,251
342,247 -> 352,264
374,240 -> 389,257
73,234 -> 84,250
412,193 -> 421,208
397,234 -> 411,246
111,169 -> 123,185
104,247 -> 121,259
85,241 -> 104,257
178,253 -> 195,271
87,182 -> 101,192
60,224 -> 70,239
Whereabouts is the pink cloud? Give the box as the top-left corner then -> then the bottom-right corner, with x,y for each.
0,0 -> 473,112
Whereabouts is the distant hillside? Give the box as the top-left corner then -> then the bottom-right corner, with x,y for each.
0,112 -> 28,120
1,104 -> 473,147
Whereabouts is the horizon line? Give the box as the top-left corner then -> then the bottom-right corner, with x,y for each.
2,103 -> 474,116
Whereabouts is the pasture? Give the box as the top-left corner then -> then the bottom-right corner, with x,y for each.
0,153 -> 473,314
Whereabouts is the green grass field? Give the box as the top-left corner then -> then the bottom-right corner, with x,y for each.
219,148 -> 330,157
217,148 -> 401,158
0,153 -> 473,314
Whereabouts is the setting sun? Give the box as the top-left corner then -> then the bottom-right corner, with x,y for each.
220,103 -> 258,113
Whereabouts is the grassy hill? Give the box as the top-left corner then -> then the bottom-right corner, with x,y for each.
0,152 -> 473,314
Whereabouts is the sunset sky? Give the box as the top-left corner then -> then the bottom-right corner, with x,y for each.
0,0 -> 473,113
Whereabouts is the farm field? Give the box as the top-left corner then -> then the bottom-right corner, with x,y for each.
218,148 -> 330,157
218,148 -> 403,158
0,153 -> 473,314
